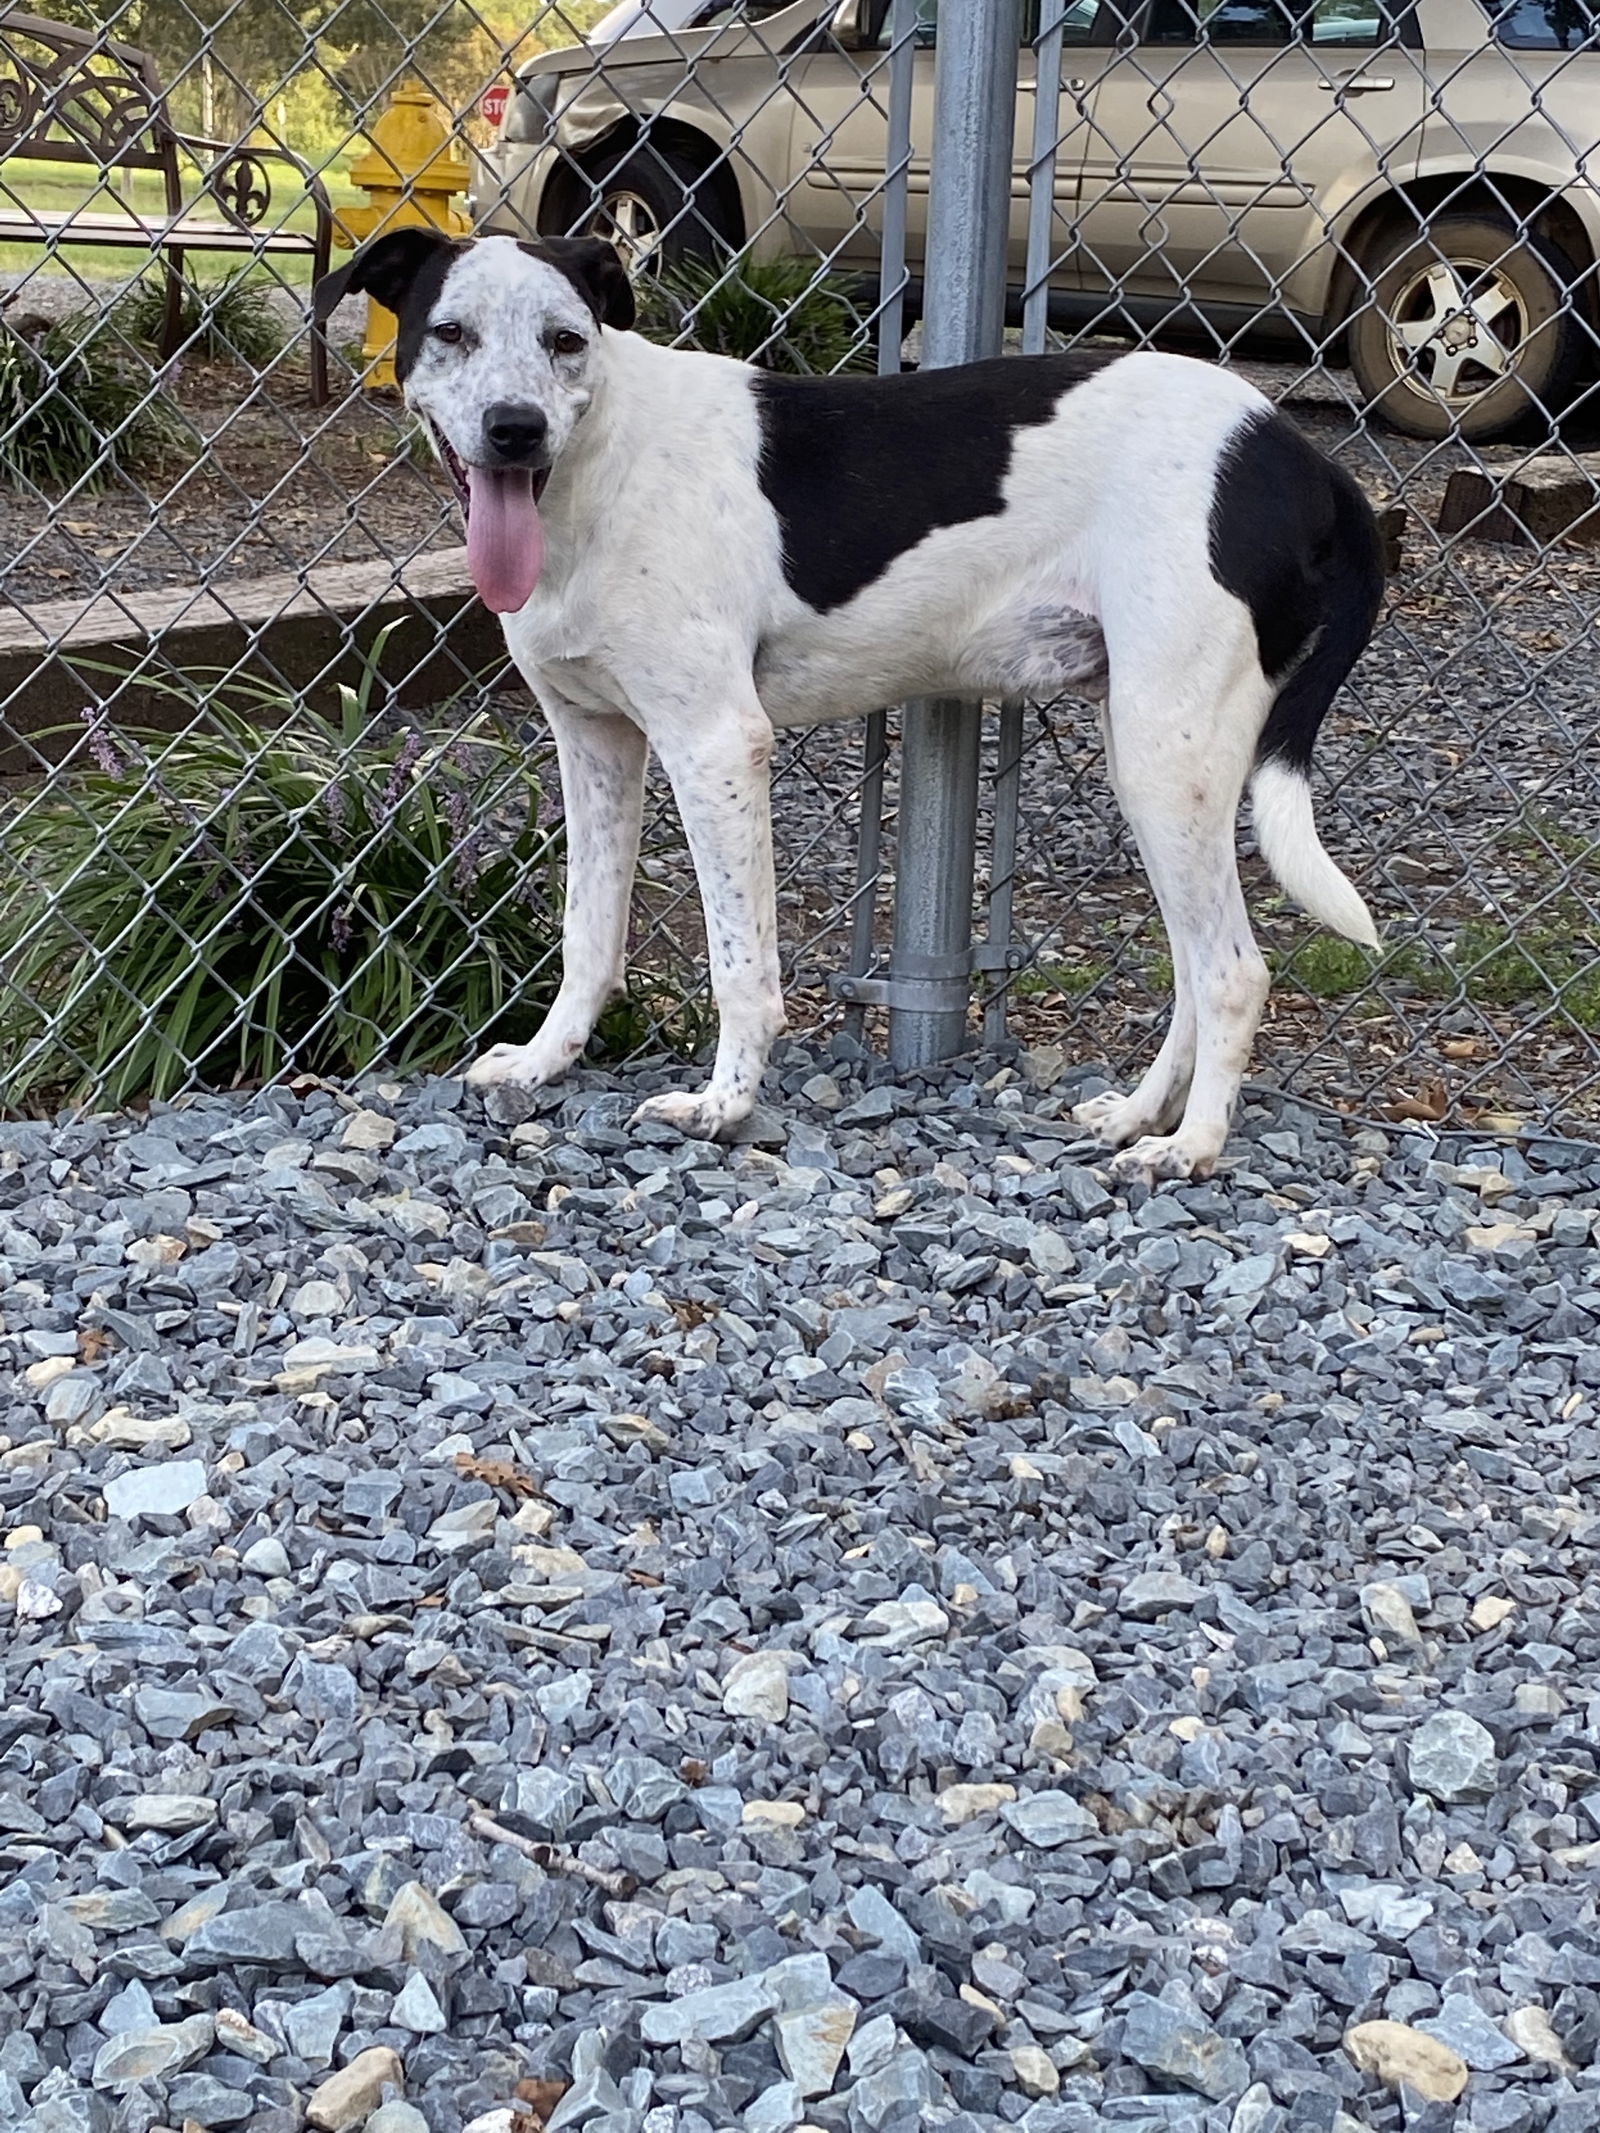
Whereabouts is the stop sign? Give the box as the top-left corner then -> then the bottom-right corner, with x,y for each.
481,82 -> 509,129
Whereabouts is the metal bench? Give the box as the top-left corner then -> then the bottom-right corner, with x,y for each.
0,11 -> 333,401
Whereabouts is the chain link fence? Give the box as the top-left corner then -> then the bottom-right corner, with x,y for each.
0,0 -> 1595,1131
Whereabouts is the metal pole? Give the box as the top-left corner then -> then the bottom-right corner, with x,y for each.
888,0 -> 1021,1070
1023,0 -> 1069,357
846,0 -> 918,1043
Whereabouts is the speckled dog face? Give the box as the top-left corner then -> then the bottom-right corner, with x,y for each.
312,228 -> 634,470
399,238 -> 609,474
312,228 -> 635,613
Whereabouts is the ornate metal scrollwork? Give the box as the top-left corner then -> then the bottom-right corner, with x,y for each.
0,21 -> 161,161
0,61 -> 44,152
213,150 -> 271,228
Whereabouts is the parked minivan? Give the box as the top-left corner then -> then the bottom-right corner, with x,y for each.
474,0 -> 1600,439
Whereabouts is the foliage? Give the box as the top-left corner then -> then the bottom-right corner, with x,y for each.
44,0 -> 608,152
0,314 -> 187,491
635,250 -> 876,375
0,655 -> 573,1106
110,268 -> 286,369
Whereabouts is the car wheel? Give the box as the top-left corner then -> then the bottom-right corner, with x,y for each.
567,144 -> 732,276
1348,213 -> 1584,442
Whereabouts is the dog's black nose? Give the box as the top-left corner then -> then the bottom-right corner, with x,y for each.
483,402 -> 549,466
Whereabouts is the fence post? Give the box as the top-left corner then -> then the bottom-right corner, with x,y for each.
887,0 -> 1021,1071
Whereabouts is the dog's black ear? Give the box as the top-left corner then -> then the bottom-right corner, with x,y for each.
311,227 -> 464,325
528,236 -> 636,331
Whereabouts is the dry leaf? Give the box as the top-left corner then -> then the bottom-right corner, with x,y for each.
680,1757 -> 711,1787
671,1297 -> 718,1330
1460,1106 -> 1526,1135
77,1328 -> 110,1363
454,1452 -> 542,1500
1441,1038 -> 1479,1059
1383,1078 -> 1448,1124
626,1569 -> 664,1588
284,1072 -> 340,1096
515,2078 -> 569,2125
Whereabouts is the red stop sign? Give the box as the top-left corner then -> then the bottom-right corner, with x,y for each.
481,82 -> 509,129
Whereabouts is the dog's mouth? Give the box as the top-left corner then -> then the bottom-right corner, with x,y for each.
432,423 -> 550,616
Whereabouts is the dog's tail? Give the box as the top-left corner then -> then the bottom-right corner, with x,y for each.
1247,464 -> 1384,951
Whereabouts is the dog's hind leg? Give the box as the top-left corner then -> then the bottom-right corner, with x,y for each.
1073,703 -> 1198,1148
631,701 -> 787,1142
1075,649 -> 1273,1183
465,701 -> 647,1094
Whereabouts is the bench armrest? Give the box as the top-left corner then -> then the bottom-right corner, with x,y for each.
170,131 -> 334,270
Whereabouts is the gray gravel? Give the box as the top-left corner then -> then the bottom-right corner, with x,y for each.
3,1039 -> 1600,2133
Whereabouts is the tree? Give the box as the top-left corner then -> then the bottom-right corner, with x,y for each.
57,0 -> 608,147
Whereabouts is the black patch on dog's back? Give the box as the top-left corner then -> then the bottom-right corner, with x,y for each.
752,355 -> 1102,614
1210,407 -> 1384,772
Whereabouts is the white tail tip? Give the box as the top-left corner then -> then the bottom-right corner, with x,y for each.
1251,759 -> 1379,949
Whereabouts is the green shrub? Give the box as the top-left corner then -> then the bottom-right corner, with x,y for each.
0,656 -> 572,1107
0,314 -> 186,491
636,249 -> 874,375
111,267 -> 287,369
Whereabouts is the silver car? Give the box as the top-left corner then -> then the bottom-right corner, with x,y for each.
473,0 -> 1600,439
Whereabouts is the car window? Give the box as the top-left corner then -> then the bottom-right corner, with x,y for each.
1056,0 -> 1107,39
588,0 -> 792,34
696,1 -> 805,20
1145,0 -> 1390,40
589,0 -> 703,35
868,0 -> 939,44
867,0 -> 1102,44
1483,0 -> 1598,43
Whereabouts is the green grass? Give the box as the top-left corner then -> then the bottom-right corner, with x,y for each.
0,652 -> 571,1107
0,155 -> 361,287
1012,959 -> 1113,999
1011,910 -> 1600,1034
1277,916 -> 1600,1028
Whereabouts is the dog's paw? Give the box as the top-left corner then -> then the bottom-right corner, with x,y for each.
1073,1087 -> 1188,1151
463,1043 -> 538,1092
1072,1089 -> 1133,1142
1107,1133 -> 1219,1185
463,1034 -> 584,1093
630,1088 -> 747,1143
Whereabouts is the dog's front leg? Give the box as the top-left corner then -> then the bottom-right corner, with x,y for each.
465,701 -> 647,1095
632,702 -> 786,1142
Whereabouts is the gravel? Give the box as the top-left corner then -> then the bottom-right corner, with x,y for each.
2,1039 -> 1600,2133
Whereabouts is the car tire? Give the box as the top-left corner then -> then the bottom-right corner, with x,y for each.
562,143 -> 732,277
1348,213 -> 1584,442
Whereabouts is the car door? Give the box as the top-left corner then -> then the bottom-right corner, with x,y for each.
784,0 -> 1103,281
1070,0 -> 1427,322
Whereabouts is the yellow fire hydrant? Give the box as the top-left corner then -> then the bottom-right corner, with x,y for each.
332,81 -> 472,389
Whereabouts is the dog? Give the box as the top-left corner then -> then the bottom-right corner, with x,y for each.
312,229 -> 1383,1181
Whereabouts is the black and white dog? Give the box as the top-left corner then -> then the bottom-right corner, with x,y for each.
313,229 -> 1383,1180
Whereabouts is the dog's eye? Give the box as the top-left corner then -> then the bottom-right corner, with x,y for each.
432,321 -> 463,345
549,329 -> 586,358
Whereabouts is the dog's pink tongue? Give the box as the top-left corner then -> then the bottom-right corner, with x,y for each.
466,466 -> 544,614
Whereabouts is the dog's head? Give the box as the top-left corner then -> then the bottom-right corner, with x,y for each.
312,231 -> 634,612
